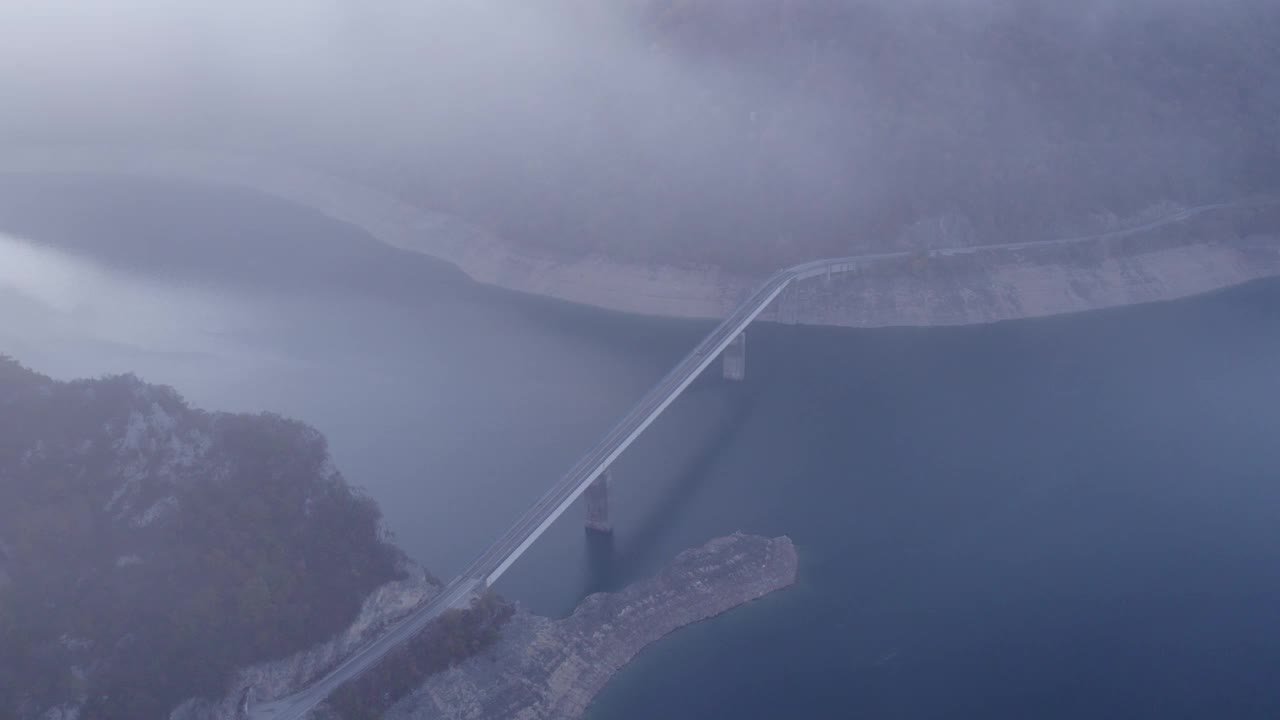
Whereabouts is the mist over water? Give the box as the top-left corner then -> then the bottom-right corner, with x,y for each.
4,1 -> 1280,716
4,177 -> 1280,717
0,229 -> 266,375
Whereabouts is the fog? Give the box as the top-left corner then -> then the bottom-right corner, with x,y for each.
3,5 -> 1280,718
4,0 -> 1277,267
0,231 -> 258,367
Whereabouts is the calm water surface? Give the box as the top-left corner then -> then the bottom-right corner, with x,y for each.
3,175 -> 1278,718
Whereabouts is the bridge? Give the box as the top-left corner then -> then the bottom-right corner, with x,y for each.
249,199 -> 1247,719
248,255 -> 845,719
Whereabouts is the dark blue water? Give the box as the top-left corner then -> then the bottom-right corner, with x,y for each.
3,175 -> 1279,718
588,291 -> 1280,719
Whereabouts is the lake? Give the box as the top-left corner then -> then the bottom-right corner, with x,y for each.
3,174 -> 1278,718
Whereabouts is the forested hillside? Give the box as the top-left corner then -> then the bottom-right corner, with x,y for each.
0,356 -> 404,719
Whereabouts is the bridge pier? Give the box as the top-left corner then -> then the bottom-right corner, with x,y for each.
723,332 -> 747,381
584,470 -> 612,534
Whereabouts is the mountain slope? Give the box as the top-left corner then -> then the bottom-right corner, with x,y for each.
0,356 -> 404,719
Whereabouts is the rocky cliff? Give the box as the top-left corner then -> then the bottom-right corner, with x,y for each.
383,533 -> 798,720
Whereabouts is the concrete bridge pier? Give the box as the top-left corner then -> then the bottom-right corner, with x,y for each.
723,332 -> 747,381
584,470 -> 612,534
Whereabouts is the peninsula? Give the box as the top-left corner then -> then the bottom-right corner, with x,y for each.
382,533 -> 798,720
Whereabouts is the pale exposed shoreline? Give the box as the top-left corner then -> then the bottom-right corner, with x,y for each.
174,534 -> 797,719
383,533 -> 799,720
3,147 -> 1279,328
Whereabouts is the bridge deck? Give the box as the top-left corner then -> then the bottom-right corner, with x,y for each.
469,267 -> 796,587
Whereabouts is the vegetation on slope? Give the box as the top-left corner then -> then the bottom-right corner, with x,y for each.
323,592 -> 515,720
0,355 -> 404,719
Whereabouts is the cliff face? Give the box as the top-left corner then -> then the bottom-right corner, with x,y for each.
0,356 -> 408,719
384,533 -> 798,720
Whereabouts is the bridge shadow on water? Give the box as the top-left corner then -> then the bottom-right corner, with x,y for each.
578,371 -> 771,598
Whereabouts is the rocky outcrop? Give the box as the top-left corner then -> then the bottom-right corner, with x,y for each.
384,533 -> 797,720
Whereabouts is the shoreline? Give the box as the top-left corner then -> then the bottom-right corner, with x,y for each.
383,533 -> 798,720
2,148 -> 1279,328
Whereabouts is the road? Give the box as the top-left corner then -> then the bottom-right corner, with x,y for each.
248,198 -> 1253,719
248,578 -> 481,720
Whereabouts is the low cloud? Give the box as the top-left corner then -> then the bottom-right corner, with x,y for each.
0,233 -> 247,353
2,1 -> 1275,262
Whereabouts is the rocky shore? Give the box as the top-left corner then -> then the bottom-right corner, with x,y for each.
383,533 -> 798,720
6,147 -> 1278,329
763,203 -> 1280,328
